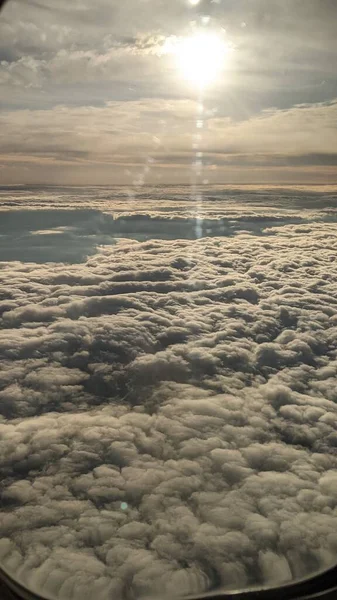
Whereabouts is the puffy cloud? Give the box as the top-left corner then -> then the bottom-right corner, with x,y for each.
0,189 -> 337,599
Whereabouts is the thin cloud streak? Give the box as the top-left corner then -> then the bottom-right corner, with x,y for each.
1,99 -> 337,184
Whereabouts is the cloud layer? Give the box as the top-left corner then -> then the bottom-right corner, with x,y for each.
1,98 -> 337,185
1,190 -> 337,600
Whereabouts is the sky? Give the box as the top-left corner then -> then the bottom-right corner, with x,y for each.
0,0 -> 337,185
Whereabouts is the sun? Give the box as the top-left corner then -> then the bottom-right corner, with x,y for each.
174,32 -> 229,89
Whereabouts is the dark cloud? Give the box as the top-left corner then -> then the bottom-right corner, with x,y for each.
1,189 -> 337,599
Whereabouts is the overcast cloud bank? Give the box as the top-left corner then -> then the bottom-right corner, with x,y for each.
0,189 -> 337,600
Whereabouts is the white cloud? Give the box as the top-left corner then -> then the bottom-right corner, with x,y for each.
1,193 -> 337,599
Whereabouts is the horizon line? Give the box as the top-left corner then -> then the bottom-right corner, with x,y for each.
2,182 -> 337,188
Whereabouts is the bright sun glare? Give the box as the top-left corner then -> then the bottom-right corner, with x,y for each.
175,32 -> 229,88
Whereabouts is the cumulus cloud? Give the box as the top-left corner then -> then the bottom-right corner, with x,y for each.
1,189 -> 337,600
